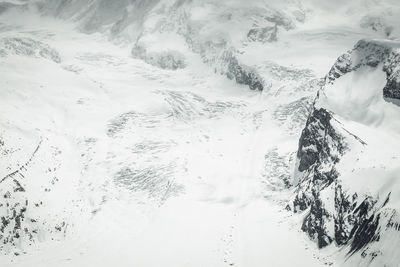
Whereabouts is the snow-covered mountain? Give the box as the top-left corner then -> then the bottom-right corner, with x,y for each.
36,0 -> 400,87
1,0 -> 400,266
292,39 -> 400,266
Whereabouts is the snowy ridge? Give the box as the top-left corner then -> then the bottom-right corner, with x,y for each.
35,0 -> 306,90
292,39 -> 400,266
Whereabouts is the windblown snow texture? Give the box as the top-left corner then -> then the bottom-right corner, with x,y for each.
1,0 -> 400,267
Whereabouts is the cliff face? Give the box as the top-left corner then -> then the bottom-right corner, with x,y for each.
292,39 -> 400,266
326,39 -> 400,102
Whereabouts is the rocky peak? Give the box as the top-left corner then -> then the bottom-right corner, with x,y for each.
326,39 -> 400,102
292,39 -> 400,266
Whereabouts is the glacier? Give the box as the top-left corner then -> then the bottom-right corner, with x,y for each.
1,0 -> 400,266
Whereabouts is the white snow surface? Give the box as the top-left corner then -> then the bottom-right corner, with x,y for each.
0,7 -> 331,267
1,1 -> 400,266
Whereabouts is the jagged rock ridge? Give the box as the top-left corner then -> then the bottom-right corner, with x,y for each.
292,39 -> 400,266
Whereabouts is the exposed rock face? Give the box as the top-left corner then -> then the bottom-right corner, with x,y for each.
296,108 -> 346,174
325,53 -> 352,82
132,44 -> 186,70
292,39 -> 400,266
294,106 -> 390,254
382,51 -> 400,100
293,107 -> 349,247
326,39 -> 400,101
222,50 -> 264,91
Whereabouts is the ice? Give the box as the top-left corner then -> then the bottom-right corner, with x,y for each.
1,1 -> 400,266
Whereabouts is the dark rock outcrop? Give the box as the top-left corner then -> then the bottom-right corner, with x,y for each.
222,51 -> 264,91
293,107 -> 347,210
131,44 -> 186,70
296,108 -> 346,173
293,107 -> 348,247
292,39 -> 400,265
326,39 -> 400,101
382,52 -> 400,100
293,105 -> 387,251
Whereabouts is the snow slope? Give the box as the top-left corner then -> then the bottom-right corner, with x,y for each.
0,7 -> 332,267
1,0 -> 400,266
292,39 -> 400,266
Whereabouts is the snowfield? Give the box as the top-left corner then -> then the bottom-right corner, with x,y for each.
1,1 -> 400,266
